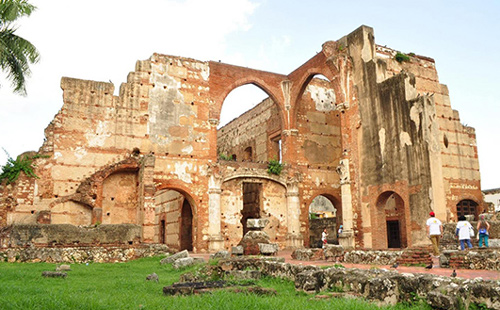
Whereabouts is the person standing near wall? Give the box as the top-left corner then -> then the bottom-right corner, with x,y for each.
477,214 -> 490,248
456,215 -> 474,250
322,228 -> 328,248
426,211 -> 443,256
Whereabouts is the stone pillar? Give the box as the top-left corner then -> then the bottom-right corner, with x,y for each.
285,179 -> 303,248
337,158 -> 355,248
208,172 -> 224,251
140,155 -> 157,243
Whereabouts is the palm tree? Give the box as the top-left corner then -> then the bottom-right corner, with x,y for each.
0,0 -> 40,95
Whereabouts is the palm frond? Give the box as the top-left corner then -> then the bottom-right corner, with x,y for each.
0,0 -> 36,23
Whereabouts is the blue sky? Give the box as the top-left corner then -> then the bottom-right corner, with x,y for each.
1,0 -> 499,189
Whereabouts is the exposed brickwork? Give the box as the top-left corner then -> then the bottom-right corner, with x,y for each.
0,26 -> 483,253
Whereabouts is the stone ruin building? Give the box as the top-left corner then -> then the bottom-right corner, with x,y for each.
0,25 -> 483,253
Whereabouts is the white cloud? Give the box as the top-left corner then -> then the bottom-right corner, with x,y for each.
0,0 -> 259,164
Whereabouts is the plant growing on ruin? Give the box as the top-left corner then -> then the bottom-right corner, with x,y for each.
395,52 -> 410,63
219,153 -> 234,161
267,159 -> 283,176
0,149 -> 46,184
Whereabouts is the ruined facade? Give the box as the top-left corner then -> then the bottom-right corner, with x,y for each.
0,26 -> 482,252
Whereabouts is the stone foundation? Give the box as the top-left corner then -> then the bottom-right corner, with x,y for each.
0,244 -> 171,263
0,224 -> 142,247
216,257 -> 500,310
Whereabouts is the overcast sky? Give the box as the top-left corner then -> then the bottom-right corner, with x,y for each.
1,0 -> 499,189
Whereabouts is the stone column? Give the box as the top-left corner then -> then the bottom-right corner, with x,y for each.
140,155 -> 157,243
337,158 -> 355,248
286,179 -> 303,248
208,172 -> 224,251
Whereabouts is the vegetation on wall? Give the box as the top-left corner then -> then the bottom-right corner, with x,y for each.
267,159 -> 283,176
219,153 -> 235,161
394,52 -> 411,63
0,150 -> 47,184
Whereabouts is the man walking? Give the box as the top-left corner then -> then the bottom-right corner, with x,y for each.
426,211 -> 443,256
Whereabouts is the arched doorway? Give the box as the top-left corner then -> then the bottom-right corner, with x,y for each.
376,191 -> 407,249
154,189 -> 194,251
180,199 -> 193,251
308,194 -> 341,247
457,199 -> 479,221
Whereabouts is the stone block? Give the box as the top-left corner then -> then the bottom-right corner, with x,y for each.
246,218 -> 269,230
146,272 -> 159,282
160,249 -> 189,265
172,257 -> 195,269
231,246 -> 244,255
258,243 -> 278,255
56,264 -> 71,271
42,271 -> 67,278
226,270 -> 261,280
210,250 -> 230,260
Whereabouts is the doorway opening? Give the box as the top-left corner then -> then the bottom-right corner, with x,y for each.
386,220 -> 401,248
241,182 -> 262,235
154,189 -> 194,251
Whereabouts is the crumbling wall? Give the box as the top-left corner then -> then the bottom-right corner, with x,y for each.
1,224 -> 141,247
217,98 -> 281,162
102,171 -> 138,224
296,79 -> 342,166
220,174 -> 287,249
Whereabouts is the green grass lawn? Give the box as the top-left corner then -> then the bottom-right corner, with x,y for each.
0,256 -> 431,310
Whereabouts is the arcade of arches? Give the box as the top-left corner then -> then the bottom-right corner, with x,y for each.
0,25 -> 484,253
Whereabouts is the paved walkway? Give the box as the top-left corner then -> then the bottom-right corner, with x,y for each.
192,250 -> 500,281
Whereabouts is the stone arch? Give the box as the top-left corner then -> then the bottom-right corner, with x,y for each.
288,51 -> 345,129
154,182 -> 198,251
305,193 -> 341,247
208,62 -> 287,129
374,191 -> 408,249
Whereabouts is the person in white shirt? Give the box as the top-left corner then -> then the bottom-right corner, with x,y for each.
456,215 -> 473,250
426,211 -> 443,256
321,228 -> 328,248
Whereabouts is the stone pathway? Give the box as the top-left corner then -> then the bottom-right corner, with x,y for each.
192,250 -> 500,281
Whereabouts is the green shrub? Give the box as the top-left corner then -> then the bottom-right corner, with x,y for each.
395,52 -> 410,63
267,159 -> 283,175
0,150 -> 48,184
219,153 -> 234,161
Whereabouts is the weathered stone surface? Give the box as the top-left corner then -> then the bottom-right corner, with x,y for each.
324,244 -> 344,260
0,26 -> 483,254
42,271 -> 67,278
343,250 -> 401,265
146,272 -> 159,282
172,257 -> 195,269
193,257 -> 205,264
231,246 -> 244,255
226,270 -> 261,280
291,248 -> 324,261
56,264 -> 71,271
0,244 -> 171,263
160,250 -> 189,265
210,250 -> 230,260
163,281 -> 226,295
258,243 -> 278,255
246,218 -> 269,230
4,224 -> 142,247
239,231 -> 270,255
